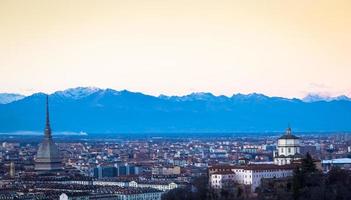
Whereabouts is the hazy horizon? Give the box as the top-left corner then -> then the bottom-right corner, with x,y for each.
1,86 -> 351,100
1,0 -> 351,98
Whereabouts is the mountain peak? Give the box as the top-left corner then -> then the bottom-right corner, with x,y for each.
186,92 -> 216,100
160,92 -> 221,101
231,93 -> 269,100
303,94 -> 351,102
0,93 -> 25,104
334,95 -> 351,101
53,87 -> 101,99
1,87 -> 351,132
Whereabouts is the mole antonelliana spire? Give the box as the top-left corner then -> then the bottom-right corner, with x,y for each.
35,95 -> 62,172
45,95 -> 51,138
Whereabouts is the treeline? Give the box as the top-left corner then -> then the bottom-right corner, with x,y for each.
162,153 -> 351,200
161,175 -> 253,200
257,153 -> 351,200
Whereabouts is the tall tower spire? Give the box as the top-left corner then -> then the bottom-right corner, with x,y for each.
44,95 -> 51,138
35,94 -> 62,172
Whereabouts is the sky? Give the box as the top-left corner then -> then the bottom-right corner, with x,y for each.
0,0 -> 350,98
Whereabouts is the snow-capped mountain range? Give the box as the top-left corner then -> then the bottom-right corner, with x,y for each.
53,87 -> 102,100
0,87 -> 350,133
1,87 -> 349,104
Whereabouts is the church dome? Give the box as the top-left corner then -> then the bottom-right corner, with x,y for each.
279,127 -> 299,140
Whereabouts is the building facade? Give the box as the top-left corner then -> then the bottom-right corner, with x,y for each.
210,171 -> 236,189
231,165 -> 294,191
274,127 -> 302,165
151,166 -> 180,176
209,164 -> 294,191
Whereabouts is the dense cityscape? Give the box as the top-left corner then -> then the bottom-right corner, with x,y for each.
1,1 -> 351,199
0,97 -> 350,199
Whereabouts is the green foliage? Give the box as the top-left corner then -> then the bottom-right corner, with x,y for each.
259,153 -> 351,200
300,153 -> 317,173
165,154 -> 351,200
292,153 -> 323,200
162,175 -> 247,200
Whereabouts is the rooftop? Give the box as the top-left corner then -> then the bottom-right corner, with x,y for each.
210,164 -> 296,171
279,127 -> 299,140
322,158 -> 351,164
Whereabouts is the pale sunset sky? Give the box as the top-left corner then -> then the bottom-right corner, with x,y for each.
0,0 -> 350,98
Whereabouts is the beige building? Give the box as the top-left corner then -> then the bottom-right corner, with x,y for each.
274,127 -> 302,165
210,171 -> 236,189
209,164 -> 294,191
151,166 -> 180,175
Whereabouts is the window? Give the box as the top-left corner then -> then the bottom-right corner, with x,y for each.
288,148 -> 291,153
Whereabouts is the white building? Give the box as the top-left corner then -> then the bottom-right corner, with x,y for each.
322,158 -> 351,172
274,127 -> 302,165
60,188 -> 163,200
115,191 -> 162,200
93,180 -> 178,192
209,164 -> 294,191
231,165 -> 294,191
210,171 -> 236,189
208,127 -> 302,191
130,181 -> 178,192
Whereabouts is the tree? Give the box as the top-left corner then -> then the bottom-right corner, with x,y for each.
162,175 -> 245,200
292,153 -> 323,200
257,154 -> 351,200
300,153 -> 317,173
324,167 -> 351,200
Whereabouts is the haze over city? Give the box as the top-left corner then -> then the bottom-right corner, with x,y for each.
1,1 -> 351,200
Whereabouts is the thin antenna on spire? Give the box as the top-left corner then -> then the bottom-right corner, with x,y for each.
286,123 -> 292,135
46,95 -> 50,127
44,95 -> 51,138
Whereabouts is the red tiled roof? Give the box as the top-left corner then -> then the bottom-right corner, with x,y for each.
209,164 -> 296,171
211,171 -> 235,175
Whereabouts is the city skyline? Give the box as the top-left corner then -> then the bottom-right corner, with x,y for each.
1,1 -> 351,200
1,0 -> 351,98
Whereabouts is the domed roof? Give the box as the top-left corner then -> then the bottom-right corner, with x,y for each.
279,127 -> 299,140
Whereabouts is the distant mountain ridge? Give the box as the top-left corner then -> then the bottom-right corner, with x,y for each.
0,87 -> 350,134
53,87 -> 101,99
0,93 -> 25,104
2,88 -> 350,104
302,94 -> 351,102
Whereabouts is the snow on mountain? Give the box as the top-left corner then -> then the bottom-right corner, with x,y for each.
231,93 -> 270,101
303,94 -> 351,102
1,87 -> 351,133
334,95 -> 351,101
159,92 -> 228,101
0,93 -> 25,104
177,92 -> 217,101
53,87 -> 101,99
